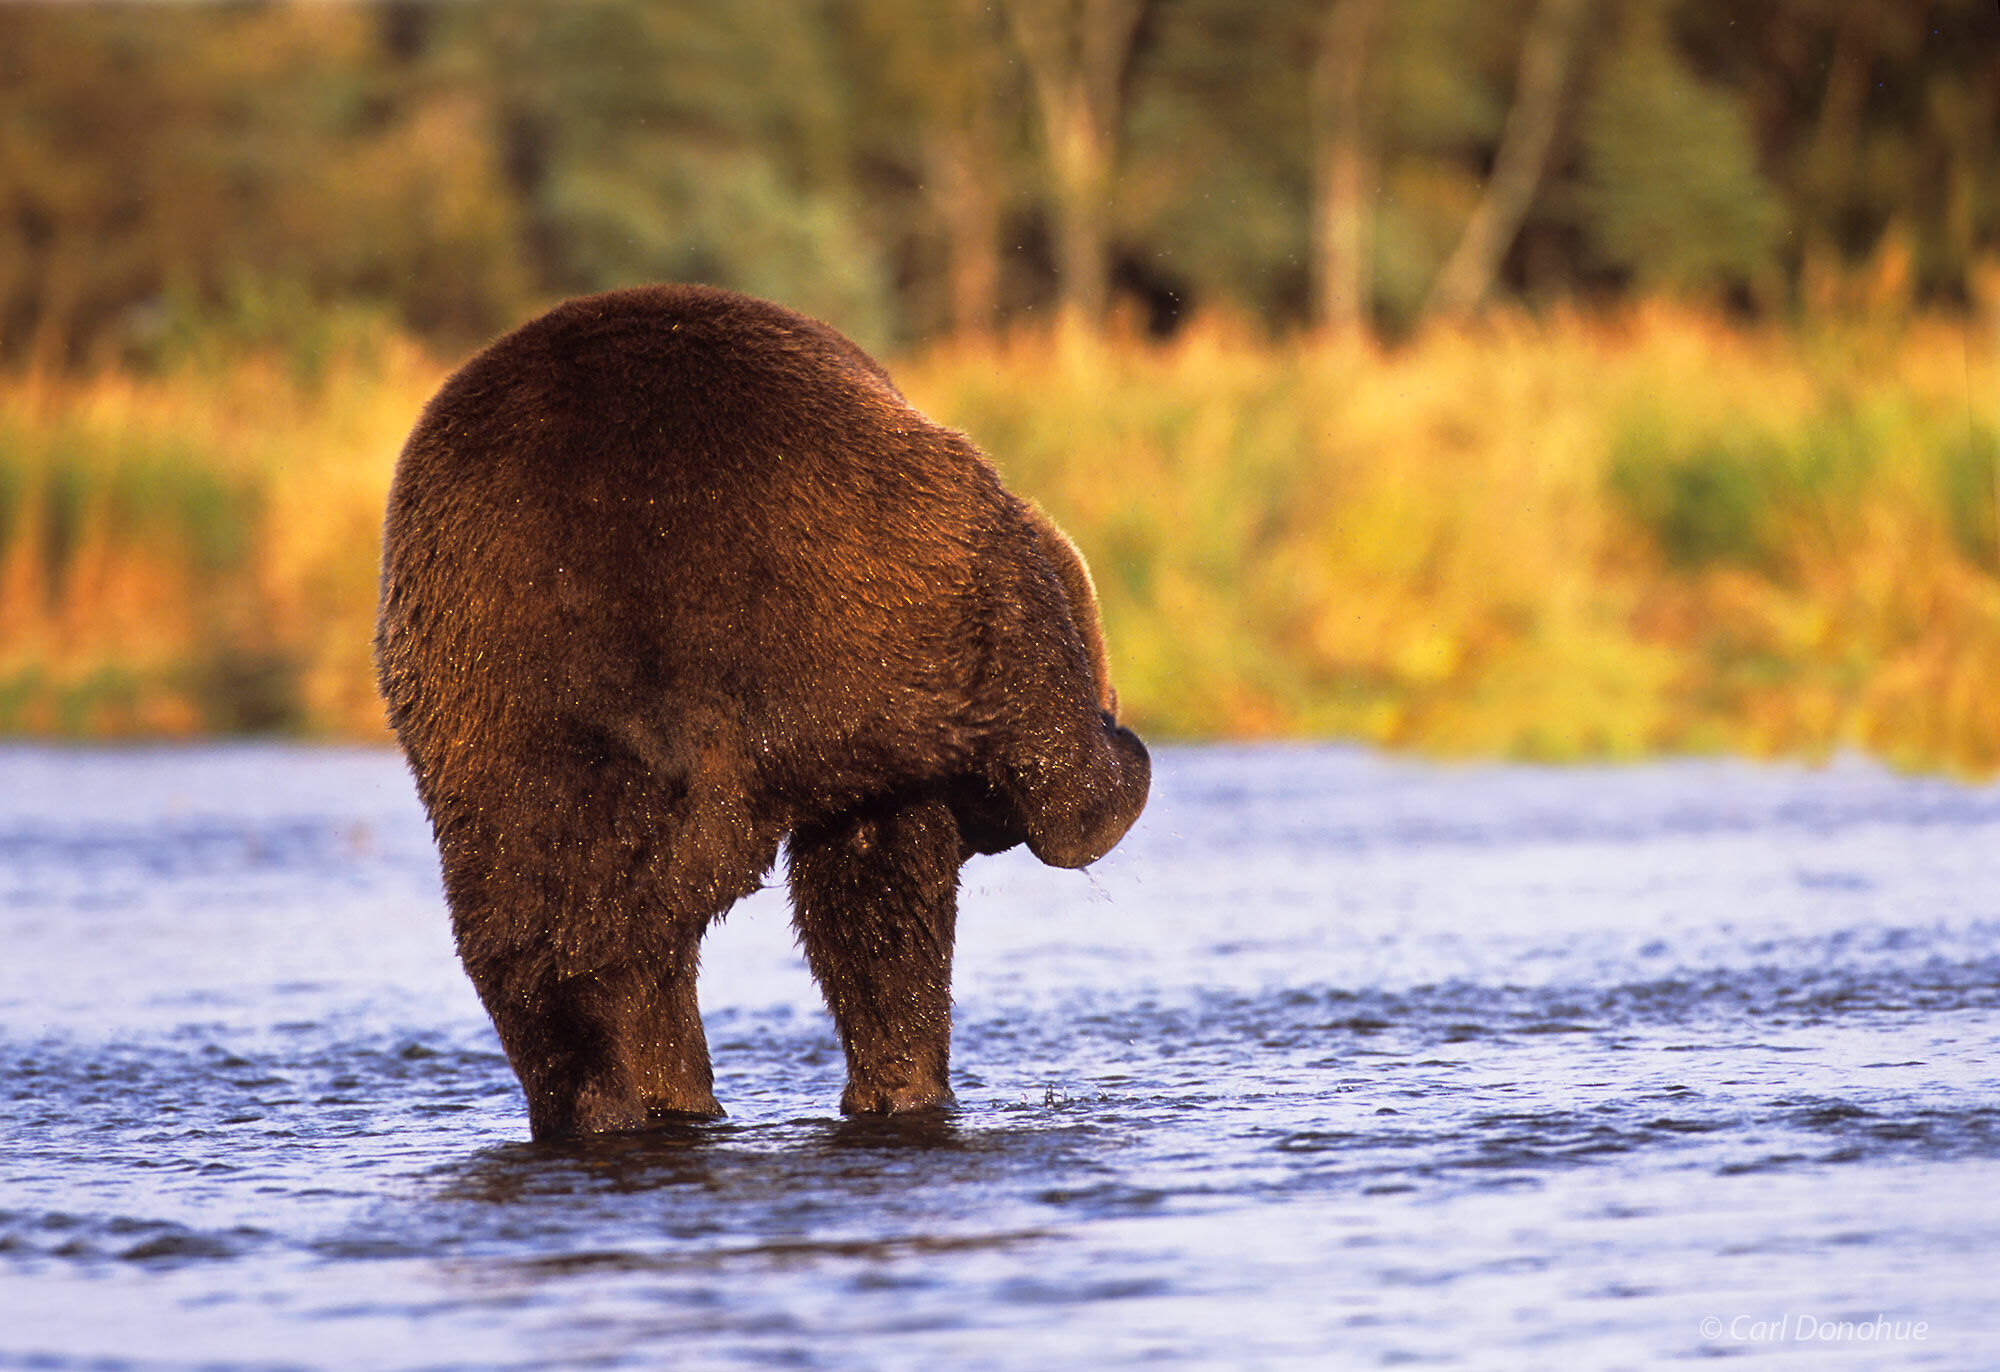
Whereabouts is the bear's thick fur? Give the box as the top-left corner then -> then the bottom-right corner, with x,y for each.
376,284 -> 1149,1139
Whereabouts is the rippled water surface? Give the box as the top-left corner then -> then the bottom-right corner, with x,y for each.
3,744 -> 1997,1369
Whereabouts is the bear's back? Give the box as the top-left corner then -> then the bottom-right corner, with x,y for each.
380,285 -> 1005,818
410,285 -> 911,492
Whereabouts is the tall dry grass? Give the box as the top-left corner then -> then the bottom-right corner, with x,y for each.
2,306 -> 1996,772
0,343 -> 437,737
901,305 -> 2000,771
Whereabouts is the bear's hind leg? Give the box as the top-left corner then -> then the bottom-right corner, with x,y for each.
632,945 -> 725,1125
461,929 -> 722,1140
438,758 -> 742,1139
788,795 -> 962,1114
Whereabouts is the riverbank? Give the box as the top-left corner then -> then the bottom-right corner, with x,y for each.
3,305 -> 1995,771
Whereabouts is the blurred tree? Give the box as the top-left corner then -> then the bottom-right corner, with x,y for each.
0,4 -> 526,368
1121,0 -> 1314,325
452,0 -> 894,348
834,0 -> 1027,337
1424,0 -> 1589,319
1309,0 -> 1388,336
998,0 -> 1152,332
1,0 -> 1995,364
1363,0 -> 1544,325
1683,0 -> 2000,311
1575,3 -> 1780,300
1127,0 -> 1570,333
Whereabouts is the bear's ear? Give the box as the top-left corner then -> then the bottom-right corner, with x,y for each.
1023,500 -> 1116,720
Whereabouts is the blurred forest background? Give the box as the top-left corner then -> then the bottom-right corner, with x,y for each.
2,0 -> 1998,770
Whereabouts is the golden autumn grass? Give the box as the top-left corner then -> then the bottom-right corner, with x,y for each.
2,304 -> 1997,773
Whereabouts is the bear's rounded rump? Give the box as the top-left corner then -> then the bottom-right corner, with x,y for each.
377,284 -> 1148,1138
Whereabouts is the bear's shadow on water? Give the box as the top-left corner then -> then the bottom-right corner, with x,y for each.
385,1111 -> 1081,1267
430,1110 -> 1004,1210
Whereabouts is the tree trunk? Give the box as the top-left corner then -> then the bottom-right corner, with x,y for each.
1808,0 -> 1877,186
1801,0 -> 1879,308
1309,0 -> 1387,337
1000,0 -> 1147,334
1425,0 -> 1589,321
926,125 -> 1003,336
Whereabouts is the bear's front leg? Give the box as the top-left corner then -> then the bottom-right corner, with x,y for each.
787,795 -> 962,1114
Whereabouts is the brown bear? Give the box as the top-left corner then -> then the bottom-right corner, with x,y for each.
375,284 -> 1149,1140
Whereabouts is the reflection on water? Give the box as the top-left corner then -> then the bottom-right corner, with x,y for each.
1,744 -> 1996,1368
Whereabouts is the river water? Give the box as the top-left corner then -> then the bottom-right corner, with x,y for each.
1,744 -> 1995,1369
